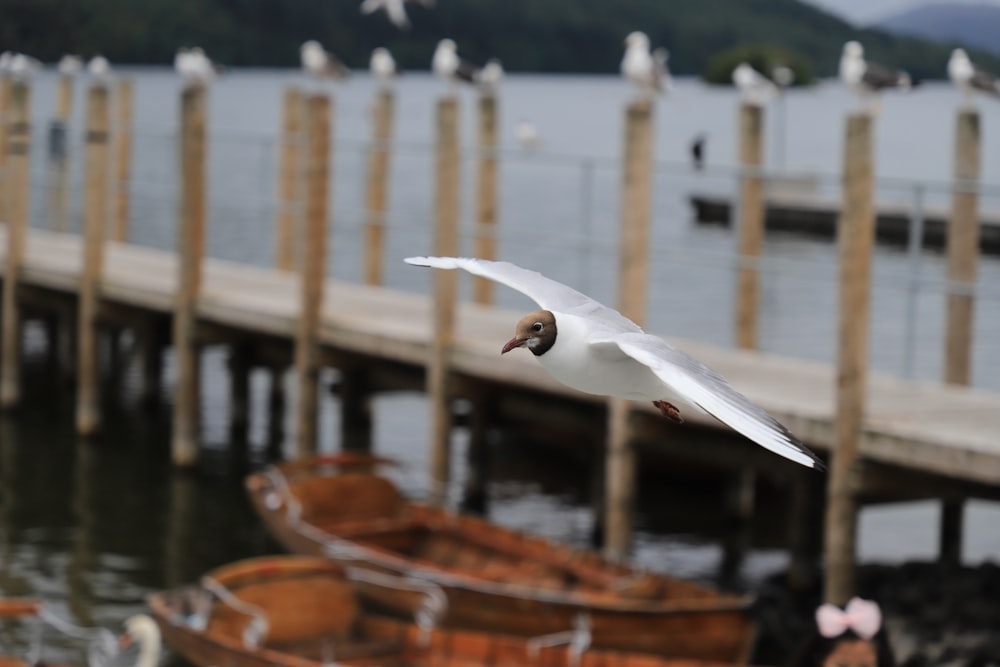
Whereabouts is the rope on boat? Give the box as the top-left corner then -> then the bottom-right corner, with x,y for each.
344,566 -> 448,648
525,613 -> 591,667
263,465 -> 302,524
199,576 -> 269,649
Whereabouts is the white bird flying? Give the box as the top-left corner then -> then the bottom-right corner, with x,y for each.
432,39 -> 480,88
359,0 -> 434,30
948,48 -> 999,106
515,118 -> 541,152
175,47 -> 218,84
839,41 -> 913,112
477,58 -> 504,93
87,55 -> 112,84
370,47 -> 397,87
732,62 -> 777,106
300,40 -> 350,80
57,55 -> 83,77
405,256 -> 825,470
620,32 -> 670,97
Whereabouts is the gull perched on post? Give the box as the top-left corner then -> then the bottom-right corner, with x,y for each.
175,47 -> 218,85
87,55 -> 113,86
948,48 -> 1000,107
370,47 -> 397,88
359,0 -> 434,30
300,40 -> 350,81
477,58 -> 504,94
839,41 -> 912,113
732,62 -> 777,106
620,32 -> 670,98
9,53 -> 42,82
57,55 -> 83,77
405,256 -> 825,470
432,39 -> 480,90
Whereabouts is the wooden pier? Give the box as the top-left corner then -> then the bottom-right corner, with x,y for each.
1,78 -> 999,607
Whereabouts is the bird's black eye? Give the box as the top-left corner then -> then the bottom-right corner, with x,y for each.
532,322 -> 543,333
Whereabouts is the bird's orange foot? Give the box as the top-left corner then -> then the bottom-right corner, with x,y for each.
652,400 -> 684,424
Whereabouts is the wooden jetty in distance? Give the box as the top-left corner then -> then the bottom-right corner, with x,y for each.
0,76 -> 999,610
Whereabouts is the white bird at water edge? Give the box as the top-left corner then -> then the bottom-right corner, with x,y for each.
405,256 -> 825,470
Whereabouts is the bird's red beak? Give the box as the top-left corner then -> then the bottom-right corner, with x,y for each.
119,632 -> 133,650
501,337 -> 526,355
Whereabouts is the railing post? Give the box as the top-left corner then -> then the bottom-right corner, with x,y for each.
172,82 -> 208,467
428,96 -> 460,506
276,88 -> 304,271
75,82 -> 111,436
605,98 -> 653,559
363,88 -> 394,285
111,78 -> 134,241
49,72 -> 74,231
824,112 -> 874,605
735,103 -> 765,351
0,81 -> 30,410
473,92 -> 498,304
293,93 -> 332,459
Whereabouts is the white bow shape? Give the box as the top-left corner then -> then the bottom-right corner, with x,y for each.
815,597 -> 882,640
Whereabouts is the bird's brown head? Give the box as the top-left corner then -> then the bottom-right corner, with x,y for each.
502,310 -> 557,357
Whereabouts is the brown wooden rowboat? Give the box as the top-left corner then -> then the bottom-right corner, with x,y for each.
245,455 -> 758,662
147,554 -> 759,667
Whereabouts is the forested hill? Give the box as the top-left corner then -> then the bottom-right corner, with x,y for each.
0,0 -> 991,79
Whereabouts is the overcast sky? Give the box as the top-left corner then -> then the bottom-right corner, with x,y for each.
803,0 -> 1000,25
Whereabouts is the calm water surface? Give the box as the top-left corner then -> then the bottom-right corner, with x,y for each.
2,69 -> 999,663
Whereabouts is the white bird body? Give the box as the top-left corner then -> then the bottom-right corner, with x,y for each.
478,58 -> 504,92
433,39 -> 479,88
57,54 -> 83,76
405,256 -> 824,470
0,51 -> 13,74
9,53 -> 42,81
948,48 -> 999,105
732,62 -> 777,106
370,47 -> 397,84
360,0 -> 433,30
839,41 -> 911,112
515,118 -> 541,151
120,614 -> 162,667
300,40 -> 349,80
175,47 -> 217,84
621,32 -> 669,97
87,55 -> 112,83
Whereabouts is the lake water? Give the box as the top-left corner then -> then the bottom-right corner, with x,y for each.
2,69 -> 999,664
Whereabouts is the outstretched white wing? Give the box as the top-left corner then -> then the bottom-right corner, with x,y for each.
604,332 -> 824,470
404,256 -> 641,335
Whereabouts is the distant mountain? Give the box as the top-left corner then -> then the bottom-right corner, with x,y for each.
876,3 -> 1000,56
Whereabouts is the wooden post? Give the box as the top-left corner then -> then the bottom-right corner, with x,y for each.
228,342 -> 252,443
824,113 -> 874,605
267,365 -> 288,458
111,78 -> 134,241
473,93 -> 499,304
339,366 -> 373,452
138,319 -> 165,409
428,97 -> 460,506
276,88 -> 304,271
172,83 -> 208,467
75,84 -> 111,436
0,82 -> 31,410
363,88 -> 394,285
0,76 -> 13,222
293,94 -> 331,459
48,73 -> 74,231
461,388 -> 493,514
787,471 -> 825,591
604,98 -> 653,559
944,110 -> 980,386
735,103 -> 765,350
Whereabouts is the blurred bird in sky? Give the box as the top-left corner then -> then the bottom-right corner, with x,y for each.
948,48 -> 1000,106
300,40 -> 350,80
370,47 -> 397,87
620,32 -> 670,98
839,40 -> 913,112
360,0 -> 434,30
432,39 -> 480,89
732,62 -> 777,106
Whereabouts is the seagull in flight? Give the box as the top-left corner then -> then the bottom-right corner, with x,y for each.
948,48 -> 999,106
360,0 -> 434,30
300,40 -> 350,80
732,62 -> 777,106
405,256 -> 825,470
620,32 -> 670,98
432,39 -> 480,89
839,41 -> 913,112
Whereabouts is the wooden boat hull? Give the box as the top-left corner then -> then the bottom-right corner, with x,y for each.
148,554 -> 758,667
245,457 -> 758,662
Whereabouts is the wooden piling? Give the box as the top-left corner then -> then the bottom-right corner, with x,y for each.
0,76 -> 13,222
75,84 -> 111,436
138,319 -> 165,409
276,88 -> 304,271
172,83 -> 208,467
473,93 -> 499,304
944,109 -> 980,387
228,342 -> 252,443
363,88 -> 394,286
0,82 -> 31,410
735,103 -> 765,351
605,98 -> 653,559
111,78 -> 134,241
428,97 -> 460,505
49,73 -> 74,232
339,366 -> 373,452
293,94 -> 331,459
824,112 -> 875,605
